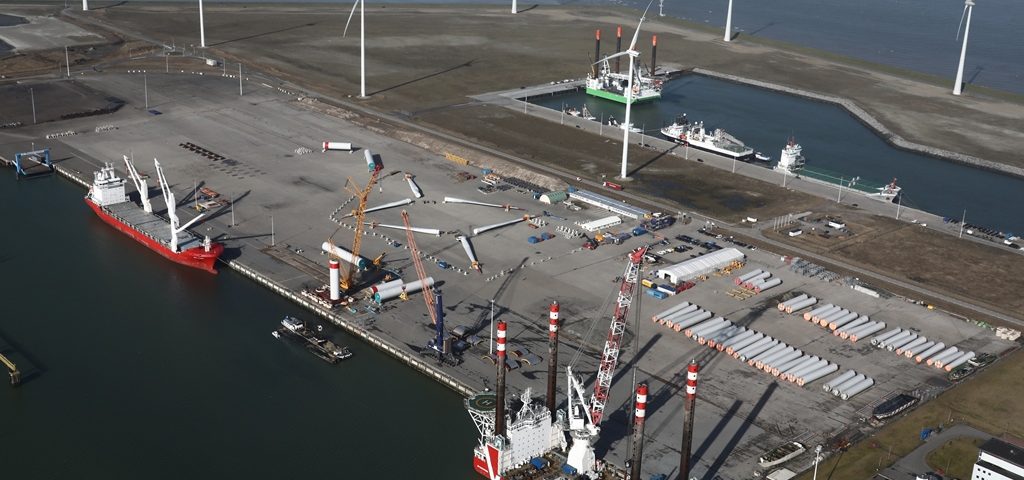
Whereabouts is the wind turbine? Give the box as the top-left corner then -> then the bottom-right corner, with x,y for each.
344,0 -> 367,98
199,0 -> 206,48
723,0 -> 734,42
952,0 -> 975,95
600,0 -> 655,180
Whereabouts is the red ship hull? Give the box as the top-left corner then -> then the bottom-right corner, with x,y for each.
85,198 -> 224,274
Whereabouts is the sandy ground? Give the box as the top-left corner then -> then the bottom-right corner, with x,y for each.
75,3 -> 1024,169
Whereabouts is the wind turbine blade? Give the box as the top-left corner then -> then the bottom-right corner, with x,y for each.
628,0 -> 657,50
956,4 -> 968,41
595,51 -> 630,64
343,0 -> 359,38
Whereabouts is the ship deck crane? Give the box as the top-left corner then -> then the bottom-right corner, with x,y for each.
327,163 -> 383,292
565,244 -> 649,476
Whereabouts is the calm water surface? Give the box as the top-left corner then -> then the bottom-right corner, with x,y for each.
0,173 -> 476,478
532,75 -> 1024,233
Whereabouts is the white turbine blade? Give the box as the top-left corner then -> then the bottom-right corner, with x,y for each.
343,0 -> 359,38
628,0 -> 656,50
956,4 -> 968,41
595,51 -> 630,65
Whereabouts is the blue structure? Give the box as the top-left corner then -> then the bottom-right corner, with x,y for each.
432,291 -> 447,358
13,148 -> 53,177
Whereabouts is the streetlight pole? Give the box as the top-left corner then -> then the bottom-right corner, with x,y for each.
29,88 -> 36,124
65,46 -> 71,77
489,299 -> 495,355
959,209 -> 967,238
144,74 -> 149,109
271,214 -> 275,246
812,444 -> 823,480
837,176 -> 844,203
895,194 -> 903,220
238,63 -> 243,96
230,199 -> 235,227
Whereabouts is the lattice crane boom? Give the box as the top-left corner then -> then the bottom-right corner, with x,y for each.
588,245 -> 648,427
401,209 -> 437,324
328,166 -> 381,292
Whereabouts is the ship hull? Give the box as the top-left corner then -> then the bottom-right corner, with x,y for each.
585,87 -> 660,104
85,198 -> 223,274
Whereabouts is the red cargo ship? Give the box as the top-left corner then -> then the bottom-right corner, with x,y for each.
85,158 -> 223,273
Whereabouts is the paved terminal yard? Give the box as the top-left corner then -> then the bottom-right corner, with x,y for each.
1,73 -> 1015,480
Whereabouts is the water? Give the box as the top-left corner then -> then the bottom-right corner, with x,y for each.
532,75 -> 1024,233
594,0 -> 1024,95
115,0 -> 1024,94
0,174 -> 476,478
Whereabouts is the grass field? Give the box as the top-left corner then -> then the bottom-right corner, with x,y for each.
797,349 -> 1023,480
925,437 -> 983,479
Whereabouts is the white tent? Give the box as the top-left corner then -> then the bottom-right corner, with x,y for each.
655,248 -> 745,284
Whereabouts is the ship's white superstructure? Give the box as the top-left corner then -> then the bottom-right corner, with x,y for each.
467,389 -> 566,479
774,137 -> 806,175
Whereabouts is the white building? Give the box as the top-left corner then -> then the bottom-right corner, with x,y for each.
654,248 -> 745,284
568,189 -> 650,219
578,215 -> 621,232
973,438 -> 1024,480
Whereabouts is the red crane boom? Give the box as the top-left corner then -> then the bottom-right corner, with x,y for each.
589,245 -> 648,426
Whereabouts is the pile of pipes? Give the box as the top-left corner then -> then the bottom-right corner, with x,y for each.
776,294 -> 818,313
294,147 -> 313,156
871,329 -> 976,371
798,303 -> 887,342
996,327 -> 1022,341
370,277 -> 435,304
822,370 -> 874,400
651,302 -> 713,333
733,269 -> 782,294
95,124 -> 117,133
651,301 -> 841,387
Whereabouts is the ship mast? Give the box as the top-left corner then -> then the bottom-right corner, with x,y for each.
155,159 -> 205,252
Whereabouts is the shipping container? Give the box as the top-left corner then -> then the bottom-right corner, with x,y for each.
657,286 -> 676,296
641,279 -> 656,288
645,288 -> 668,299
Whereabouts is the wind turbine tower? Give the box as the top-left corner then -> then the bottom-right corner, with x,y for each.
199,0 -> 206,48
82,0 -> 89,11
512,0 -> 518,14
953,0 -> 976,96
724,0 -> 734,42
344,0 -> 367,97
604,1 -> 654,180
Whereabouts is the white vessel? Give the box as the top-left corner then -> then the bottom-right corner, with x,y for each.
869,178 -> 902,201
774,137 -> 806,175
661,114 -> 755,161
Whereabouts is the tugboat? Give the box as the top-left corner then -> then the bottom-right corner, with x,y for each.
868,178 -> 902,202
758,442 -> 806,468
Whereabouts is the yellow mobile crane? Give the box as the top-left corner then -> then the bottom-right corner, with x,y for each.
327,164 -> 383,292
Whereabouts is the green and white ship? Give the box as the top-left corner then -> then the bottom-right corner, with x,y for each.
586,56 -> 662,104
